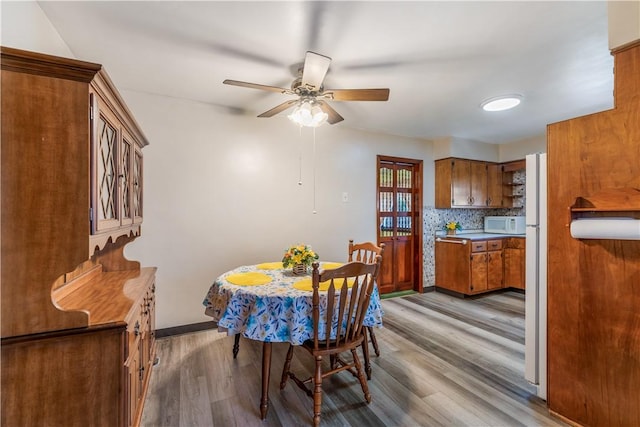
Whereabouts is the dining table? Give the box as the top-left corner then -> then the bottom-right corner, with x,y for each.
202,260 -> 384,419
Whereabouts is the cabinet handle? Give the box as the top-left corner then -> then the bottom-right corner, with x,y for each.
436,237 -> 468,245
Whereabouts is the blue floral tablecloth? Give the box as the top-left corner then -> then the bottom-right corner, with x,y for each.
202,262 -> 384,345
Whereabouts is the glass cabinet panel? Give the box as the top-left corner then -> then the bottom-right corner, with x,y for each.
95,110 -> 120,231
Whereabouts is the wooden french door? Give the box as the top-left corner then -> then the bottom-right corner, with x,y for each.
377,156 -> 423,294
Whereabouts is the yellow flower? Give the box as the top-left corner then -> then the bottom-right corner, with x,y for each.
282,243 -> 320,268
444,221 -> 462,231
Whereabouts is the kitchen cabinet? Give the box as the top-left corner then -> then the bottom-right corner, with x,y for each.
435,237 -> 503,295
435,158 -> 502,208
501,159 -> 526,209
1,47 -> 154,427
486,163 -> 503,207
504,237 -> 525,289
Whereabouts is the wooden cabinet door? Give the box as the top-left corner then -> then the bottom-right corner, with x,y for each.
120,131 -> 134,227
434,159 -> 453,208
469,161 -> 487,207
451,159 -> 471,207
504,247 -> 525,289
487,250 -> 503,289
90,93 -> 145,234
435,239 -> 471,294
91,94 -> 122,233
486,163 -> 503,207
133,146 -> 144,225
470,252 -> 488,293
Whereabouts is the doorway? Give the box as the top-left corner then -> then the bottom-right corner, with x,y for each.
376,155 -> 423,294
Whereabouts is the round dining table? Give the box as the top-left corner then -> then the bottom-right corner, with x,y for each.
202,261 -> 384,419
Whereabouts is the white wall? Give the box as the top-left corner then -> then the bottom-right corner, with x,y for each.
608,1 -> 640,49
499,134 -> 547,161
120,91 -> 433,328
432,136 -> 500,162
0,1 -> 73,57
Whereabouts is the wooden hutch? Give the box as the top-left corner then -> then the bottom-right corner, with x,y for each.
1,47 -> 156,427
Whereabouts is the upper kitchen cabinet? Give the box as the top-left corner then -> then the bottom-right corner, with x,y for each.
90,71 -> 148,254
435,158 -> 502,208
501,159 -> 526,209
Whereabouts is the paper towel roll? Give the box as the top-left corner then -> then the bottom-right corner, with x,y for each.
570,217 -> 640,240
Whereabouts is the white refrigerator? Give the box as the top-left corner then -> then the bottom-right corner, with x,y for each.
524,152 -> 547,400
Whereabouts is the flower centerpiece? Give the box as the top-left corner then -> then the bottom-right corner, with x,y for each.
444,221 -> 462,235
282,244 -> 319,275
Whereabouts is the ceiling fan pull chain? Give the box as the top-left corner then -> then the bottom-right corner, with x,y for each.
298,125 -> 303,186
313,127 -> 317,214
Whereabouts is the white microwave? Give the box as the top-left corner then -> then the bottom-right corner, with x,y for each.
484,216 -> 526,234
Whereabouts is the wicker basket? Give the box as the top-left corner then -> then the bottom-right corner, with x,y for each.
292,264 -> 308,275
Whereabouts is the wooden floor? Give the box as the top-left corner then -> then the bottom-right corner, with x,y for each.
141,291 -> 566,427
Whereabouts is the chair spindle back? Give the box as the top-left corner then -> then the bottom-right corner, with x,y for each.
310,258 -> 381,351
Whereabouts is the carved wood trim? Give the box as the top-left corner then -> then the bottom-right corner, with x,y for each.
1,46 -> 101,82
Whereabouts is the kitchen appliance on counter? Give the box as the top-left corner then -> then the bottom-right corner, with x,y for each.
484,216 -> 526,234
524,152 -> 547,400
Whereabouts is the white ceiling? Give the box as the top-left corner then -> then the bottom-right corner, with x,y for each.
38,1 -> 614,144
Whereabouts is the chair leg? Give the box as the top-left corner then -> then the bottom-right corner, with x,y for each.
312,356 -> 323,427
351,348 -> 371,404
280,345 -> 294,390
361,331 -> 372,380
368,326 -> 380,357
233,334 -> 240,359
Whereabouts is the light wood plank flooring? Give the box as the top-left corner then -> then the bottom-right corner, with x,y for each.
141,291 -> 565,426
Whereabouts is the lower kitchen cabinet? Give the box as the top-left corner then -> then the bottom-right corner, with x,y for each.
435,237 -> 504,295
503,237 -> 526,289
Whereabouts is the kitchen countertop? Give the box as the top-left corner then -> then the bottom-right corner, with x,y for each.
435,231 -> 525,240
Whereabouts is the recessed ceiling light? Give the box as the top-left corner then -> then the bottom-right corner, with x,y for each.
481,95 -> 523,112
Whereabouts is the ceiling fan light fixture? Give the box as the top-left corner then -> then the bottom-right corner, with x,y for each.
481,94 -> 523,112
288,99 -> 328,127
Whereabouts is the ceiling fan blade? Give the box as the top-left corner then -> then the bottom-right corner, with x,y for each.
317,101 -> 344,125
301,51 -> 331,91
324,88 -> 390,102
257,99 -> 299,118
223,79 -> 291,94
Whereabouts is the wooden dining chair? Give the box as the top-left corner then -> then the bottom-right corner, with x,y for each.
280,258 -> 381,427
348,240 -> 385,379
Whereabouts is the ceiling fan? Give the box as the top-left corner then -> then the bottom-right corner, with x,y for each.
223,51 -> 390,126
